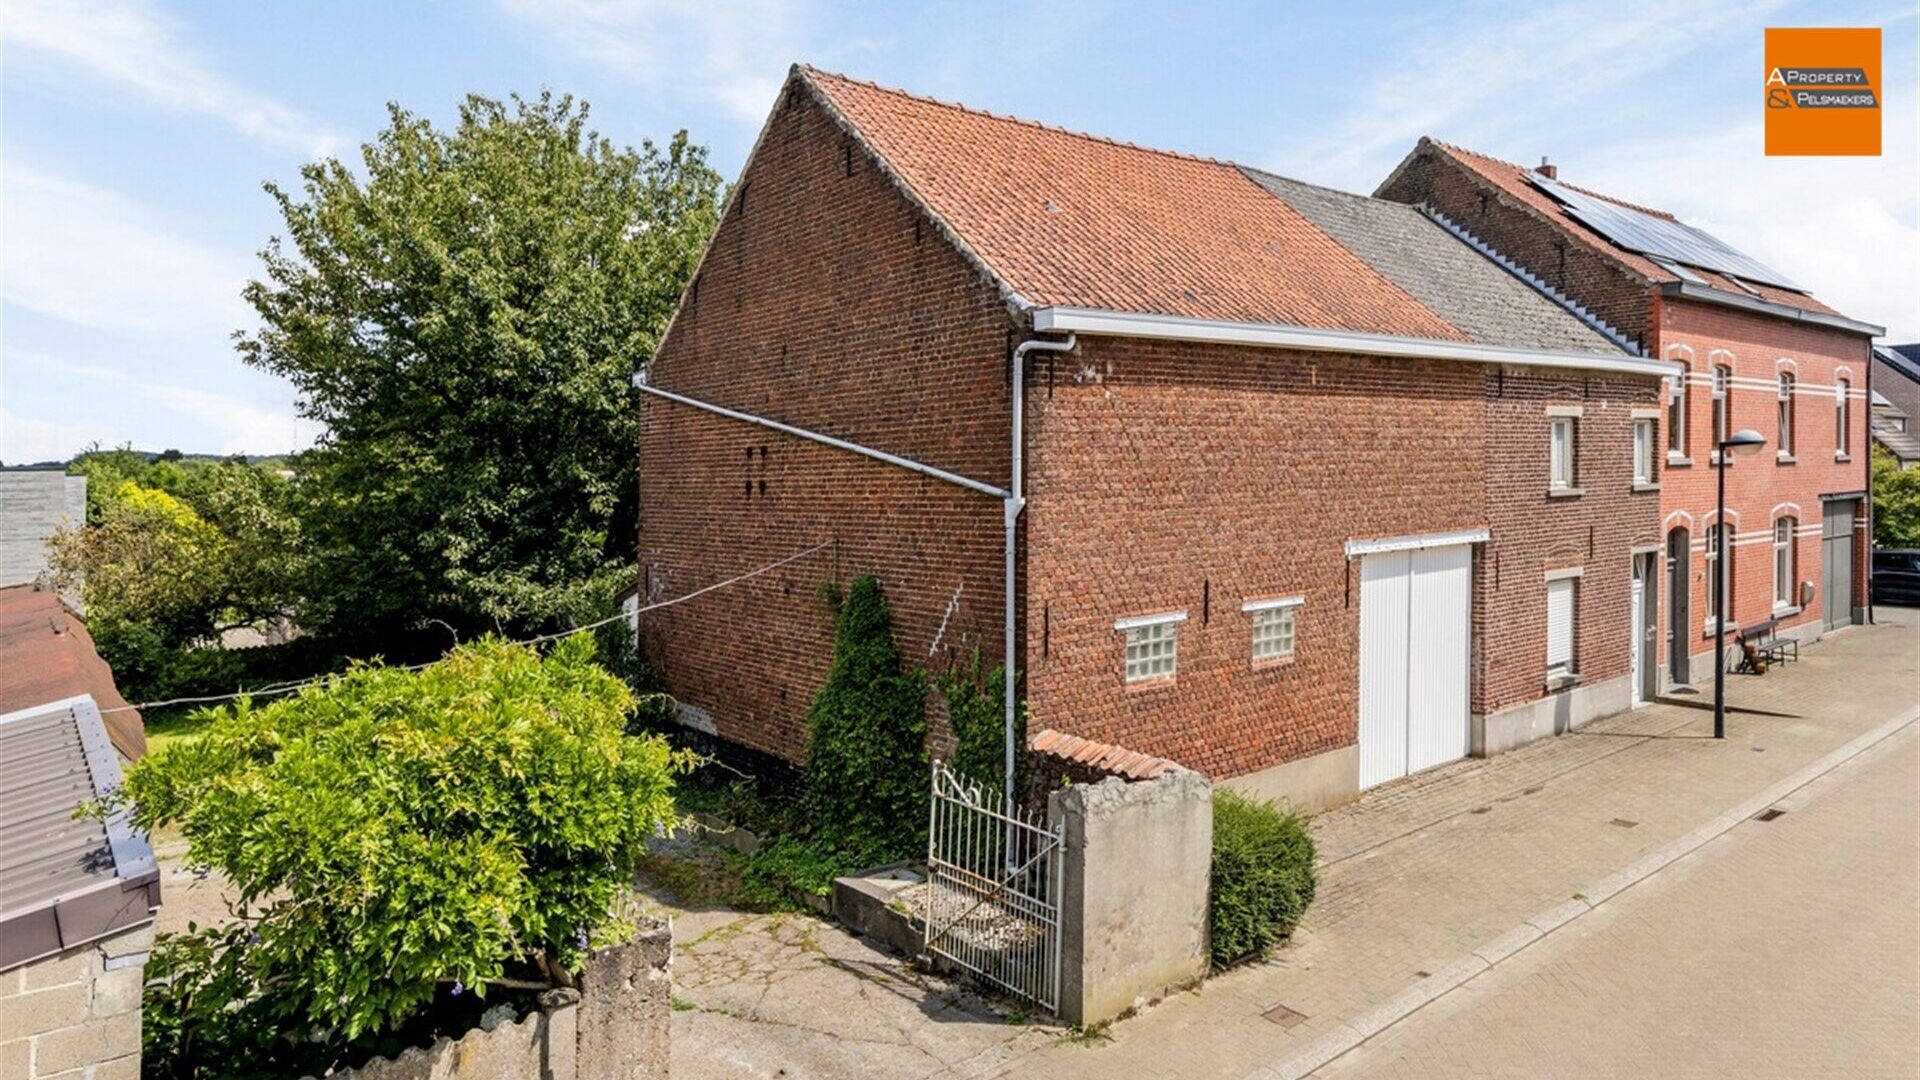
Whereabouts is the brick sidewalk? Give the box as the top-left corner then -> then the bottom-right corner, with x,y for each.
1311,724 -> 1919,1079
989,609 -> 1918,1079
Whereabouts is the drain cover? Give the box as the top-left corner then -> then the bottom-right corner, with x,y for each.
1754,807 -> 1787,822
1262,1003 -> 1308,1028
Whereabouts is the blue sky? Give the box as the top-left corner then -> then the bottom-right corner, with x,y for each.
3,0 -> 1915,462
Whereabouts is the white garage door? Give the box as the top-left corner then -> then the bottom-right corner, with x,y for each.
1358,543 -> 1473,789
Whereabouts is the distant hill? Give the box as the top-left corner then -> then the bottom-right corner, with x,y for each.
1,450 -> 297,471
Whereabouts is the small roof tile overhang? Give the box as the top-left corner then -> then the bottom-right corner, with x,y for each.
0,695 -> 160,972
1033,306 -> 1683,380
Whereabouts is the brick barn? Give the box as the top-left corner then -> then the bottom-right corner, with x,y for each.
636,67 -> 1682,811
1377,141 -> 1883,689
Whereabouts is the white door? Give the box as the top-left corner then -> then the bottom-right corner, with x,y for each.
1630,566 -> 1646,706
1359,543 -> 1473,789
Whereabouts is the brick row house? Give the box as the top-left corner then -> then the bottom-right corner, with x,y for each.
640,67 -> 1720,811
1377,140 -> 1882,689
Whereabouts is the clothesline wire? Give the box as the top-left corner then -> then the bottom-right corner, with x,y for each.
99,538 -> 834,716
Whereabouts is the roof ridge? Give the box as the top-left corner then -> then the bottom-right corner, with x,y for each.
1240,165 -> 1429,216
796,63 -> 1233,169
1424,137 -> 1678,220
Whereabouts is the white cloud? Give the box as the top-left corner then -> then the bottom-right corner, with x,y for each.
9,354 -> 312,458
0,407 -> 99,465
4,0 -> 346,157
3,166 -> 254,336
493,0 -> 811,123
1278,0 -> 1788,193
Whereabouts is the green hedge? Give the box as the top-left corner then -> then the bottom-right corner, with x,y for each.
1209,790 -> 1317,966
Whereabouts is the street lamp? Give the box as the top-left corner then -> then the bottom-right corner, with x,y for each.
1713,428 -> 1767,739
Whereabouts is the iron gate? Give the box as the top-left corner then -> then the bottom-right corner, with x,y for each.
923,760 -> 1063,1012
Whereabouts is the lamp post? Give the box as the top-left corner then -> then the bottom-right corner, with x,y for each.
1714,429 -> 1768,739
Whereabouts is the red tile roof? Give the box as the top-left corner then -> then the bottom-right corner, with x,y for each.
1028,727 -> 1180,782
801,67 -> 1468,341
1415,139 -> 1845,318
0,584 -> 145,758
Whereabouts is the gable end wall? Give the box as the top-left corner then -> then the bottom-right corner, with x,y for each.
638,87 -> 1020,764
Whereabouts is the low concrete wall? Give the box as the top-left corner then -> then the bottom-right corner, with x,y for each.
1217,744 -> 1358,814
321,926 -> 671,1080
0,921 -> 149,1080
1473,672 -> 1634,756
576,923 -> 672,1080
1051,768 -> 1212,1027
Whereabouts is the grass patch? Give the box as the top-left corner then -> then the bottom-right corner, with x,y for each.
142,705 -> 216,755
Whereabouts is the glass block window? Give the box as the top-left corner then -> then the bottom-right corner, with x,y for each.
1249,600 -> 1302,663
1121,617 -> 1181,682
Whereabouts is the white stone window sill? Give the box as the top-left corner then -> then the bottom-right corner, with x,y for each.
1631,481 -> 1660,493
1702,619 -> 1738,639
1667,453 -> 1694,467
1545,672 -> 1580,692
1547,486 -> 1585,499
1834,452 -> 1853,463
1772,603 -> 1802,617
1776,452 -> 1797,465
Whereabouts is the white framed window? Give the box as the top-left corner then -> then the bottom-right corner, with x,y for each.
1632,419 -> 1655,484
1116,612 -> 1185,682
1777,374 -> 1795,455
1711,365 -> 1731,450
1667,373 -> 1688,455
1773,518 -> 1796,608
1705,523 -> 1733,628
1546,576 -> 1577,679
1835,379 -> 1851,455
1549,417 -> 1576,489
1244,596 -> 1304,663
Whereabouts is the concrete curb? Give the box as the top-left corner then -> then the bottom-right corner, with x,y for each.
1263,706 -> 1919,1080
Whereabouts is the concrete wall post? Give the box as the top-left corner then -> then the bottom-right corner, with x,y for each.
1050,768 -> 1212,1027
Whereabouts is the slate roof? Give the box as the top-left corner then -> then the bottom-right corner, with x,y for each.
1388,139 -> 1854,321
0,695 -> 159,971
1877,345 -> 1920,387
0,583 -> 146,758
800,68 -> 1469,341
1240,169 -> 1622,354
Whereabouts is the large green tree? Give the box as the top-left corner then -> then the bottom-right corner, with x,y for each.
240,93 -> 722,635
1873,446 -> 1920,548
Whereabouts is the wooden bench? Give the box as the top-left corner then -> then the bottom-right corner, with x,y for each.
1731,618 -> 1797,674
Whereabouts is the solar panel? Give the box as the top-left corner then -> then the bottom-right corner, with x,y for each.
1527,174 -> 1801,292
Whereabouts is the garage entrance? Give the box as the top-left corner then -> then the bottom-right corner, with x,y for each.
1357,539 -> 1474,789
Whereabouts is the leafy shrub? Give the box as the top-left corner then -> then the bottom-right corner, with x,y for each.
1209,790 -> 1317,966
800,577 -> 928,869
936,650 -> 1026,799
122,634 -> 692,1071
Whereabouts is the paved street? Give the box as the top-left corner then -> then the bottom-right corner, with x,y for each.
647,610 -> 1920,1078
1314,723 -> 1919,1079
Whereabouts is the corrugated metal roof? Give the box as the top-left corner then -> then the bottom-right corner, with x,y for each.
0,695 -> 158,971
1240,168 -> 1627,356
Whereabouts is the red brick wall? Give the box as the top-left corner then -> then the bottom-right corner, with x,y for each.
1019,336 -> 1486,779
1376,148 -> 1655,352
637,84 -> 1021,763
1476,371 -> 1663,715
1654,298 -> 1874,655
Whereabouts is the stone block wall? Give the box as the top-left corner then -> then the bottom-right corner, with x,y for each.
0,922 -> 150,1080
